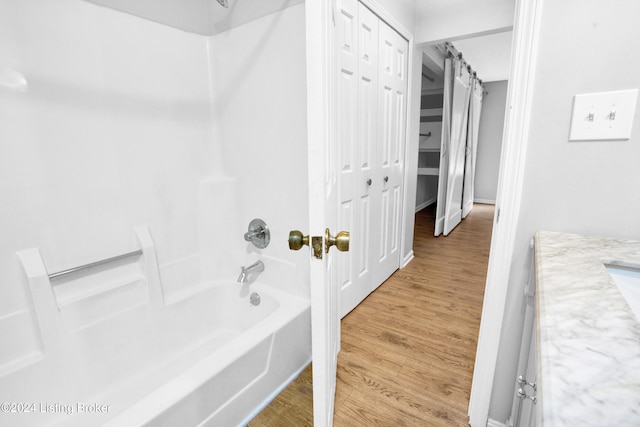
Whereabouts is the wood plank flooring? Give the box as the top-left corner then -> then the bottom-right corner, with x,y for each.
248,203 -> 494,426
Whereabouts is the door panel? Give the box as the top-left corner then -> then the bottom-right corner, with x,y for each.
443,60 -> 471,236
462,78 -> 483,218
358,195 -> 371,278
434,58 -> 453,237
338,0 -> 379,318
374,20 -> 407,285
336,0 -> 358,318
379,187 -> 389,261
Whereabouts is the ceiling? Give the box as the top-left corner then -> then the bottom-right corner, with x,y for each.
452,31 -> 513,82
84,0 -> 303,35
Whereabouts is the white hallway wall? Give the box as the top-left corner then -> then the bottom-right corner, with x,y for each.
489,0 -> 640,421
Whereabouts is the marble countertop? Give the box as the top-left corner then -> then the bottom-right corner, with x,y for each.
534,231 -> 640,426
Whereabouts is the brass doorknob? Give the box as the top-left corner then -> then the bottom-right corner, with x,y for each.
325,228 -> 349,253
288,230 -> 309,250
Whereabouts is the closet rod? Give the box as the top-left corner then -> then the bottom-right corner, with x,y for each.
422,72 -> 434,82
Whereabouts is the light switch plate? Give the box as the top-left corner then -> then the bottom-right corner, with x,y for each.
569,89 -> 638,141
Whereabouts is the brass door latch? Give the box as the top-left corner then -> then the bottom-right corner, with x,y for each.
289,230 -> 323,259
289,229 -> 350,259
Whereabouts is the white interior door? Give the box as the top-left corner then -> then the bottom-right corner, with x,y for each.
434,57 -> 453,237
371,13 -> 407,287
336,0 -> 379,318
462,78 -> 483,219
336,0 -> 408,317
443,59 -> 471,236
306,1 -> 340,425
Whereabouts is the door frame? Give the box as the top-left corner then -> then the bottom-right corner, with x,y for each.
308,0 -> 544,424
468,0 -> 544,424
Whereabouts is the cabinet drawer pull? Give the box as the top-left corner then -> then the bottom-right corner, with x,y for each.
518,375 -> 537,391
516,388 -> 537,404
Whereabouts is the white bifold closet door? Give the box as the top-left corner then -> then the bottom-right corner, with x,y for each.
336,0 -> 408,318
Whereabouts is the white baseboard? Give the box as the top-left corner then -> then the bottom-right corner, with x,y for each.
487,418 -> 507,427
401,250 -> 414,268
474,198 -> 496,205
415,197 -> 437,212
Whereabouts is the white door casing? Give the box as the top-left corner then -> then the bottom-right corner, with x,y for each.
443,59 -> 471,236
468,0 -> 543,424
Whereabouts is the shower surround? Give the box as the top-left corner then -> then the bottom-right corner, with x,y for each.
0,0 -> 310,425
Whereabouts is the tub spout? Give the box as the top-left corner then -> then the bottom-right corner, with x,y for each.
237,260 -> 264,284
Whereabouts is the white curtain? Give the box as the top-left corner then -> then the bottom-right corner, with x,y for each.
462,77 -> 484,218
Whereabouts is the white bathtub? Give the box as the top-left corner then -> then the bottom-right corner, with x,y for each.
103,282 -> 312,427
0,278 -> 310,427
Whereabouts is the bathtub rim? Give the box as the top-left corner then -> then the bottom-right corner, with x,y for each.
238,356 -> 311,426
101,281 -> 310,427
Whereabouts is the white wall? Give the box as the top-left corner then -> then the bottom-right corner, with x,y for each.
0,0 -> 223,422
0,0 -> 217,331
370,0 -> 416,34
489,0 -> 640,422
0,1 -> 309,423
474,80 -> 507,204
210,4 -> 310,298
415,0 -> 514,44
403,46 -> 423,264
85,0 -> 305,36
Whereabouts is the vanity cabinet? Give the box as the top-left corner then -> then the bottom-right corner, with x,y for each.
509,250 -> 538,427
522,231 -> 640,426
517,325 -> 537,427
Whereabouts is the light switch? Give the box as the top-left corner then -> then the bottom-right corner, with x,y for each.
569,89 -> 638,141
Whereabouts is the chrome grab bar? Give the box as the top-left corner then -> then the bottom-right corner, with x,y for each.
48,249 -> 143,281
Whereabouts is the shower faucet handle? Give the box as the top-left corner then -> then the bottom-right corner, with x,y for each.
244,219 -> 270,249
